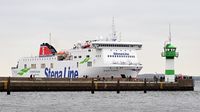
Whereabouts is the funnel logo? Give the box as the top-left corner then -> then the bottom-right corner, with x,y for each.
45,67 -> 78,78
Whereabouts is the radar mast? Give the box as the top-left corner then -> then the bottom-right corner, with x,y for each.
112,17 -> 117,41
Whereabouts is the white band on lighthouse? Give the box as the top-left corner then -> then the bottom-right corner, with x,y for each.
165,59 -> 175,78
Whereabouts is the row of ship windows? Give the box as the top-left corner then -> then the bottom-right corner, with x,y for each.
96,55 -> 101,57
24,63 -> 54,69
25,62 -> 93,69
22,55 -> 90,62
110,49 -> 132,52
107,55 -> 135,58
22,57 -> 56,61
74,55 -> 90,59
97,44 -> 138,47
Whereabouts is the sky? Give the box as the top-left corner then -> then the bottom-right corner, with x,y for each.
0,0 -> 200,76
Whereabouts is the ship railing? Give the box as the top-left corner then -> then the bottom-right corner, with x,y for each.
112,62 -> 142,66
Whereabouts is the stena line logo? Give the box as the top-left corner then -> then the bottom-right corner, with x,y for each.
45,67 -> 78,78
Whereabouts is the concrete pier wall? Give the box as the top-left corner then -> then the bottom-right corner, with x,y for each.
0,77 -> 194,92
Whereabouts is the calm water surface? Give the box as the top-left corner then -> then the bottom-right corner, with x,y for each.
0,81 -> 200,112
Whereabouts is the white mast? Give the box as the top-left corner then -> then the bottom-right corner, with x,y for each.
49,33 -> 52,45
164,24 -> 172,45
168,24 -> 171,43
112,17 -> 117,41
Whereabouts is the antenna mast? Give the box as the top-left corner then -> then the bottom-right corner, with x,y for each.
169,24 -> 171,43
49,33 -> 52,45
112,17 -> 117,41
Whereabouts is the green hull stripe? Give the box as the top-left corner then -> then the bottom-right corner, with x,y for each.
165,70 -> 175,75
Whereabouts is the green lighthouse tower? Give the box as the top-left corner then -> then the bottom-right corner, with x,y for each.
161,26 -> 179,82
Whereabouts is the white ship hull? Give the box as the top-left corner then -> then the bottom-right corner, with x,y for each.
12,65 -> 142,78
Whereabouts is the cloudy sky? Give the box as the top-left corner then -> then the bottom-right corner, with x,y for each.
0,0 -> 200,76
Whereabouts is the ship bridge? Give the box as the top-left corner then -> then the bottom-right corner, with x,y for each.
90,41 -> 142,69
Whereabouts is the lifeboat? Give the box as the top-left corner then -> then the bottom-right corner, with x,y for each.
82,42 -> 91,49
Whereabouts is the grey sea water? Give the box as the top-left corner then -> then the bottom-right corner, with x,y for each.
0,81 -> 200,112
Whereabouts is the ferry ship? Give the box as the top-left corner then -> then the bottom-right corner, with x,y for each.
11,22 -> 143,78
